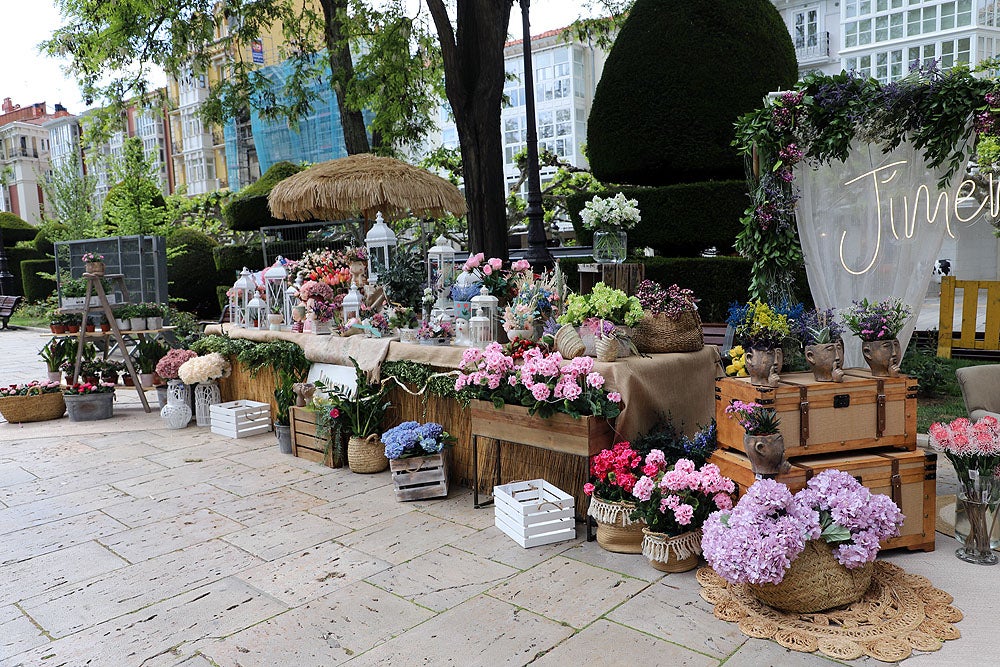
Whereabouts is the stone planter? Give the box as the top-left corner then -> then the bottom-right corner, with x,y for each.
64,392 -> 114,422
743,432 -> 791,478
275,424 -> 293,454
861,338 -> 902,378
129,317 -> 147,331
745,346 -> 782,387
146,316 -> 164,330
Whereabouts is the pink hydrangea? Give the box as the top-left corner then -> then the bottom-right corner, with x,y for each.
632,476 -> 655,502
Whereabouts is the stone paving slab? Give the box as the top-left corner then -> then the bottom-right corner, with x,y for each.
0,462 -> 37,488
9,577 -> 289,666
449,522 -> 579,571
365,545 -> 518,613
193,581 -> 435,667
18,442 -> 162,478
488,555 -> 648,630
20,539 -> 263,638
235,540 -> 393,607
309,484 -> 418,530
338,510 -> 478,565
531,619 -> 720,666
0,603 -> 48,662
0,540 -> 127,606
606,574 -> 749,660
344,594 -> 574,666
0,457 -> 168,506
0,485 -> 131,535
2,510 -> 128,565
211,486 -> 328,526
209,462 -> 319,496
112,459 -> 255,497
101,482 -> 240,528
99,508 -> 246,562
221,512 -> 351,562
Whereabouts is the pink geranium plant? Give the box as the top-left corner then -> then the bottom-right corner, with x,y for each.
630,454 -> 735,535
455,342 -> 621,419
584,441 -> 643,502
702,471 -> 904,585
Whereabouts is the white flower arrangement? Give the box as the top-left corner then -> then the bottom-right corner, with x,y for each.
177,353 -> 231,385
579,192 -> 641,233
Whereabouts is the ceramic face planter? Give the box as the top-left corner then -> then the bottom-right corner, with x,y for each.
804,339 -> 845,382
861,338 -> 901,377
743,432 -> 791,478
745,346 -> 783,387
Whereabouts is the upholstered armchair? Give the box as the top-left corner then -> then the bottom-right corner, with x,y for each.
956,365 -> 1000,421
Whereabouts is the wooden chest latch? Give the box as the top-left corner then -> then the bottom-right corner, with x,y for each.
876,379 -> 886,438
890,457 -> 901,507
799,387 -> 809,446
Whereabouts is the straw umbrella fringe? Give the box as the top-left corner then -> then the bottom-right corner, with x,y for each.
268,153 -> 467,221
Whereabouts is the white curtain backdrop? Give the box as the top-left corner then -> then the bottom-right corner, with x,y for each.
795,141 -> 955,367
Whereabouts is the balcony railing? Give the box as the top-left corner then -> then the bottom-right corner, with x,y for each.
796,32 -> 830,64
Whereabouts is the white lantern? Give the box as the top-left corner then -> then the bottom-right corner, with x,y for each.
364,212 -> 397,282
284,285 -> 297,328
246,295 -> 267,330
263,258 -> 288,321
469,306 -> 491,349
230,267 -> 256,328
470,286 -> 499,347
427,235 -> 456,310
342,283 -> 363,322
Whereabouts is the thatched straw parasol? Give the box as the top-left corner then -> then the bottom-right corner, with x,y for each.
268,153 -> 466,221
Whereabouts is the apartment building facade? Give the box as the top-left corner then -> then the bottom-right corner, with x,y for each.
0,99 -> 54,224
772,0 -> 1000,81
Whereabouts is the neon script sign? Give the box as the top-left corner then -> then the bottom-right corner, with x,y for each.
839,161 -> 991,275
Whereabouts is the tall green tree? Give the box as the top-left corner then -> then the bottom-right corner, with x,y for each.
39,153 -> 103,239
102,137 -> 169,236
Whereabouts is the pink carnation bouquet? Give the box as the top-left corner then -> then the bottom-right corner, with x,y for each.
155,349 -> 197,380
630,455 -> 735,536
702,471 -> 904,585
298,280 -> 335,304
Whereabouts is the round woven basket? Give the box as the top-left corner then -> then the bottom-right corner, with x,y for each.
554,326 -> 586,359
642,528 -> 702,573
747,539 -> 874,613
348,434 -> 388,473
595,337 -> 618,363
589,496 -> 644,553
632,310 -> 704,354
0,393 -> 66,423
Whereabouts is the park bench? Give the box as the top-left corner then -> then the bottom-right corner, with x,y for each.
0,295 -> 24,329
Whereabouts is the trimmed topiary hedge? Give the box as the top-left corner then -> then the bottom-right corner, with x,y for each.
587,0 -> 797,186
214,243 -> 262,279
567,182 -> 747,257
558,257 -> 810,323
223,161 -> 305,231
31,222 -> 68,254
6,247 -> 46,297
20,258 -> 56,302
0,212 -> 38,245
166,228 -> 222,316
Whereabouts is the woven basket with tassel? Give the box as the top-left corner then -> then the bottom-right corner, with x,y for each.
632,310 -> 704,354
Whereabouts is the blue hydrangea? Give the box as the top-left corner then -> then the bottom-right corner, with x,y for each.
383,421 -> 446,459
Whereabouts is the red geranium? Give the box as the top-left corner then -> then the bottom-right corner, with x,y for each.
585,441 -> 643,502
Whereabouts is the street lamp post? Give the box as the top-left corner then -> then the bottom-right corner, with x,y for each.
0,225 -> 13,296
519,0 -> 555,271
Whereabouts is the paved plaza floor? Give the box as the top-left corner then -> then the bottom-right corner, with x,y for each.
0,327 -> 997,666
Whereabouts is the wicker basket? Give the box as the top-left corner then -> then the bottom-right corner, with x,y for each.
554,326 -> 586,359
595,336 -> 619,363
589,496 -> 644,553
642,528 -> 702,573
0,392 -> 66,423
632,310 -> 704,354
747,539 -> 874,613
348,434 -> 389,473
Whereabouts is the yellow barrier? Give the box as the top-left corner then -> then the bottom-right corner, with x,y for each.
936,276 -> 1000,358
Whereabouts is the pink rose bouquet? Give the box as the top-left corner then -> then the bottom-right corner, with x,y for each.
630,455 -> 735,536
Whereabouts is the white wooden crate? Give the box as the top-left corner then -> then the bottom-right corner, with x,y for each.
494,479 -> 576,548
210,400 -> 272,439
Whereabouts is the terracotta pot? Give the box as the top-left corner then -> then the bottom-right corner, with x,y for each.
861,338 -> 902,378
50,324 -> 67,334
85,325 -> 96,333
67,325 -> 80,334
100,323 -> 110,332
745,346 -> 782,387
805,340 -> 845,382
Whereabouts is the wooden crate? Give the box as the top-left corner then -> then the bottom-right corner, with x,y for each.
716,369 -> 917,458
390,453 -> 449,501
289,406 -> 341,467
469,401 -> 614,458
209,400 -> 271,438
707,447 -> 936,552
494,479 -> 576,548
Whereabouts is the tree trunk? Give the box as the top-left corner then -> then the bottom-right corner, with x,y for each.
320,0 -> 371,155
427,0 -> 511,260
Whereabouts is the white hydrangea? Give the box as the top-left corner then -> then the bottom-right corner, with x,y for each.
579,192 -> 641,232
177,353 -> 231,385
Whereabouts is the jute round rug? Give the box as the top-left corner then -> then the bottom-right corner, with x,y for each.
697,562 -> 962,662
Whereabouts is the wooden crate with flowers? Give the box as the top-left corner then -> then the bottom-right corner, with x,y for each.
384,421 -> 451,501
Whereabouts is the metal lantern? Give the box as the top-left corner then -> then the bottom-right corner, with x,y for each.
364,212 -> 397,282
284,284 -> 298,329
470,286 -> 499,347
246,294 -> 267,330
469,306 -> 492,349
263,258 -> 288,320
427,235 -> 456,310
342,283 -> 363,322
230,267 -> 257,328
